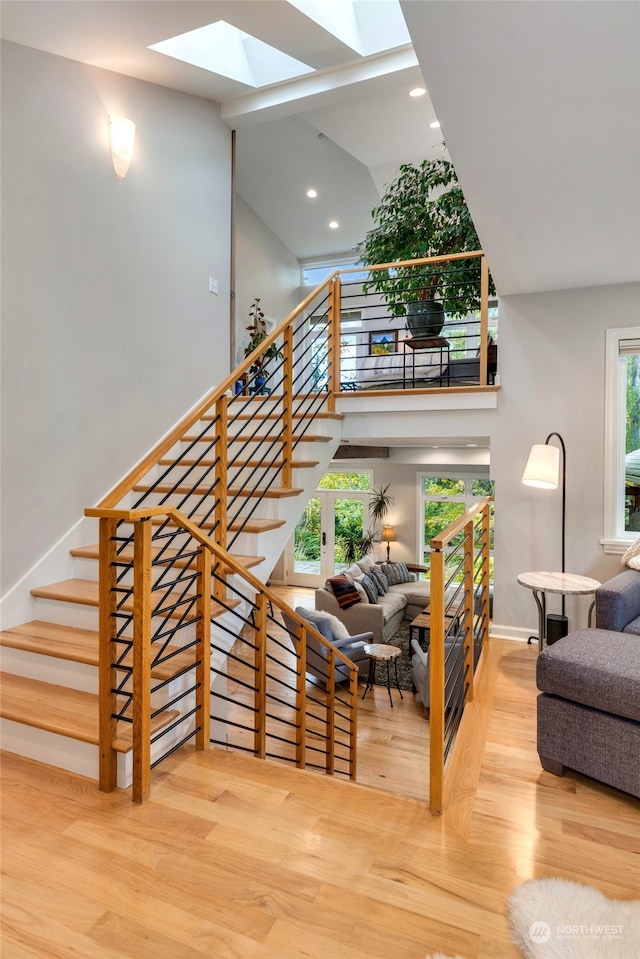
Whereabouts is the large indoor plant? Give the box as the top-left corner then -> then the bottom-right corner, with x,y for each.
243,297 -> 283,394
357,155 -> 491,336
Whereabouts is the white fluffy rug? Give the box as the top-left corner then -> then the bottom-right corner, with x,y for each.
507,878 -> 640,958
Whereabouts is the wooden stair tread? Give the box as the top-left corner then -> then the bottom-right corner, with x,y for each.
0,622 -> 199,681
202,411 -> 343,421
182,432 -> 330,444
149,515 -> 285,534
30,579 -> 238,619
227,486 -> 303,499
157,457 -> 317,468
133,484 -> 302,499
70,544 -> 265,571
0,673 -> 178,752
0,621 -> 98,665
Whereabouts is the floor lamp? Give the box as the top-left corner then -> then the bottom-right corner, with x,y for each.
522,432 -> 567,617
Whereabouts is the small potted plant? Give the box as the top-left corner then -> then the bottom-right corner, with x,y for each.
357,155 -> 493,335
243,298 -> 283,395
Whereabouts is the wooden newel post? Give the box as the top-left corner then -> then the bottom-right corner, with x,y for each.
328,276 -> 341,408
132,518 -> 152,804
254,593 -> 267,759
463,520 -> 475,705
429,547 -> 445,814
282,324 -> 294,489
195,545 -> 212,750
98,517 -> 119,793
295,621 -> 307,770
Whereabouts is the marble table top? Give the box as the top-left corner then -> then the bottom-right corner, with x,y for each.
517,571 -> 601,595
363,643 -> 401,660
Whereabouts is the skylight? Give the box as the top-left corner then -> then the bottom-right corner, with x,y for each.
148,21 -> 316,88
286,0 -> 411,56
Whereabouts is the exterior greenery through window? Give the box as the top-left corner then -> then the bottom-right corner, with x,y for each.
293,472 -> 372,568
420,475 -> 494,577
604,328 -> 640,550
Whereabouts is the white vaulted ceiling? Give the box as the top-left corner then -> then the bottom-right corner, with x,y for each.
1,0 -> 639,289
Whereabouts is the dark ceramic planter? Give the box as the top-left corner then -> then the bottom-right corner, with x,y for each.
406,299 -> 445,337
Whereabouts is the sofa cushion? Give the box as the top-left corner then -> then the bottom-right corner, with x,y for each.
326,576 -> 361,609
377,589 -> 407,619
296,607 -> 350,641
624,615 -> 640,636
370,566 -> 389,594
381,561 -> 412,585
595,568 -> 640,632
360,572 -> 379,604
536,628 -> 640,723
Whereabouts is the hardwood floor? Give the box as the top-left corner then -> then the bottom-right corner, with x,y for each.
2,590 -> 639,958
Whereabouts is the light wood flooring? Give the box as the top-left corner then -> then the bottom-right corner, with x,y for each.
2,587 -> 639,958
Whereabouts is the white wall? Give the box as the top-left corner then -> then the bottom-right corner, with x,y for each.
491,281 -> 640,636
1,41 -> 232,595
233,197 -> 301,366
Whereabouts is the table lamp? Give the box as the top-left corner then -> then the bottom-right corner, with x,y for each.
381,525 -> 396,562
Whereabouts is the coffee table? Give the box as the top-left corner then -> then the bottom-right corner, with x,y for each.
361,643 -> 403,706
517,571 -> 601,652
409,607 -> 461,648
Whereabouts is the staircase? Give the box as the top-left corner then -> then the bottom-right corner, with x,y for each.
0,382 -> 344,787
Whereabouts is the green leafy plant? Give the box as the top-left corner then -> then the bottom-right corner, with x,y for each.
357,156 -> 493,320
369,483 -> 395,525
244,298 -> 283,377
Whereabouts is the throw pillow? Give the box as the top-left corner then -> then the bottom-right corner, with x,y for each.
381,561 -> 412,585
370,566 -> 389,594
360,572 -> 379,604
326,575 -> 361,609
311,610 -> 351,641
357,555 -> 376,574
353,581 -> 369,603
621,536 -> 640,569
295,607 -> 333,643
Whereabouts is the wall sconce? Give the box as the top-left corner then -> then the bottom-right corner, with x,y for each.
109,116 -> 135,179
522,431 -> 567,615
381,525 -> 396,562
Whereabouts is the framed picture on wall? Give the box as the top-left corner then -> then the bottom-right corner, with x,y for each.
369,331 -> 397,355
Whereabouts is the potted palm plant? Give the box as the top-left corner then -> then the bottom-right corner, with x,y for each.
357,155 -> 492,336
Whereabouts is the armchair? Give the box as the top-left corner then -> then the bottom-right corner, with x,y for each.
281,606 -> 373,685
411,632 -> 466,716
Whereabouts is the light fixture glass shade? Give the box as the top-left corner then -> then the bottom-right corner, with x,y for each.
381,525 -> 396,542
522,443 -> 560,489
109,116 -> 135,179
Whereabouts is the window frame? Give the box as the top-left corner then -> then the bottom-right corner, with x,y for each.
603,326 -> 640,553
418,472 -> 494,569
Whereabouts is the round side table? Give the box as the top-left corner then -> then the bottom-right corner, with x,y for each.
362,643 -> 404,707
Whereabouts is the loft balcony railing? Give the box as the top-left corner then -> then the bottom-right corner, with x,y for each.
86,251 -> 493,806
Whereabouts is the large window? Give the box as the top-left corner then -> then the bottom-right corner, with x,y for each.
419,474 -> 494,574
603,328 -> 640,551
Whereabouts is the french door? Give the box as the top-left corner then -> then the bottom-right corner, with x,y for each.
288,490 -> 367,588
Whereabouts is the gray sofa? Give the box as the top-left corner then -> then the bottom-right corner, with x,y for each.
315,559 -> 432,644
536,567 -> 640,798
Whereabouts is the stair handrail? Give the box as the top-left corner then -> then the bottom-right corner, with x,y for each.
88,504 -> 359,800
94,278 -> 337,511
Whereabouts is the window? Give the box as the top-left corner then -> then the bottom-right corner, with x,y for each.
603,327 -> 640,551
419,474 -> 494,575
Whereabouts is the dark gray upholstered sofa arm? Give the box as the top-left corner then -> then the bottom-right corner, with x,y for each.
595,568 -> 640,632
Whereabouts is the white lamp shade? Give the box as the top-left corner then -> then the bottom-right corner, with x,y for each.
522,443 -> 560,489
109,116 -> 135,179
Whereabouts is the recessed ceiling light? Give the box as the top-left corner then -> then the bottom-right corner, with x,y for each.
409,87 -> 426,98
466,443 -> 479,447
430,120 -> 441,129
329,220 -> 339,229
306,188 -> 317,198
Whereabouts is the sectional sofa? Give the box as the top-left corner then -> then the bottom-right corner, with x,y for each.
314,558 -> 431,644
536,565 -> 640,798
